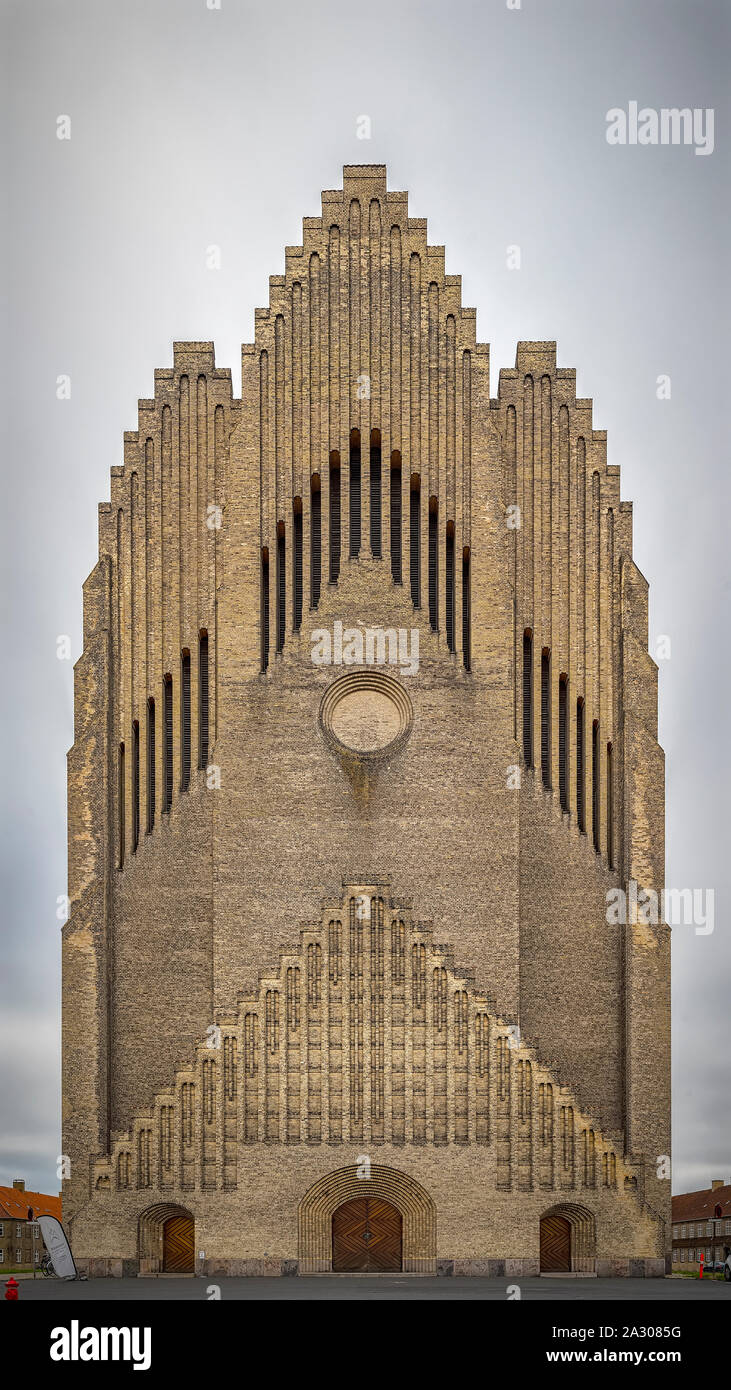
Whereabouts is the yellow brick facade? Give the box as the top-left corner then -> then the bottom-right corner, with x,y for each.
63,166 -> 670,1277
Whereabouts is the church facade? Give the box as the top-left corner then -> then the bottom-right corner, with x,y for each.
63,166 -> 670,1277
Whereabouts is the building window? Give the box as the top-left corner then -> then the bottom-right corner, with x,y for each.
606,741 -> 614,868
329,452 -> 341,583
310,475 -> 321,607
576,698 -> 585,832
16,1248 -> 21,1263
540,649 -> 551,788
276,521 -> 285,652
370,429 -> 381,557
462,548 -> 471,672
592,719 -> 600,851
428,496 -> 438,631
706,1221 -> 712,1237
0,1250 -> 3,1263
409,474 -> 421,607
522,631 -> 533,766
445,522 -> 455,653
0,1223 -> 3,1237
180,650 -> 191,792
34,1249 -> 40,1264
198,631 -> 209,770
131,720 -> 139,852
292,497 -> 303,631
146,698 -> 155,832
725,1220 -> 731,1235
118,742 -> 125,867
163,675 -> 173,812
558,674 -> 568,811
681,1226 -> 686,1239
390,453 -> 402,583
261,549 -> 269,672
16,1224 -> 22,1238
681,1249 -> 686,1262
32,1223 -> 39,1238
349,428 -> 361,557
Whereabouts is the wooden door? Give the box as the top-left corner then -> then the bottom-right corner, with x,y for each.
162,1213 -> 194,1273
540,1214 -> 571,1272
332,1196 -> 402,1272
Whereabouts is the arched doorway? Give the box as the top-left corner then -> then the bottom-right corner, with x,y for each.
138,1203 -> 195,1274
332,1196 -> 402,1272
539,1203 -> 596,1274
298,1164 -> 436,1273
540,1213 -> 571,1272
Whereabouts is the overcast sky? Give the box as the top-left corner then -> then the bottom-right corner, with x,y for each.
1,0 -> 728,1199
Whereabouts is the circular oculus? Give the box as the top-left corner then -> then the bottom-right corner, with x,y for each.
319,671 -> 413,761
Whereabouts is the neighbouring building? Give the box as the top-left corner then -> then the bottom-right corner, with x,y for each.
0,1179 -> 62,1269
672,1181 -> 731,1271
62,165 -> 670,1278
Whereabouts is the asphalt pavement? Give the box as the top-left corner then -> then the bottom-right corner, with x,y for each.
14,1275 -> 731,1301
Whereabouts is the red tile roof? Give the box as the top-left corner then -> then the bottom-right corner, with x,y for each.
672,1185 -> 731,1222
0,1186 -> 62,1223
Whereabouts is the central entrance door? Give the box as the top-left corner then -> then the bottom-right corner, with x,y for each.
332,1196 -> 402,1272
162,1213 -> 195,1273
540,1214 -> 571,1273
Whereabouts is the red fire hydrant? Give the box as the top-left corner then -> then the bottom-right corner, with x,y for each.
5,1277 -> 19,1300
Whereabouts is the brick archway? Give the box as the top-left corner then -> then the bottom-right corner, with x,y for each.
138,1203 -> 195,1274
299,1165 -> 436,1273
540,1202 -> 596,1274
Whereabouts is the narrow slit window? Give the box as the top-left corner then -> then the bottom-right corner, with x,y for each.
181,650 -> 191,792
462,547 -> 471,671
541,649 -> 551,788
576,698 -> 585,832
522,631 -> 533,766
310,475 -> 321,607
592,720 -> 600,852
370,429 -> 382,557
390,453 -> 402,583
261,549 -> 269,672
428,496 -> 438,631
329,454 -> 341,583
292,498 -> 303,631
146,697 -> 155,833
198,631 -> 209,770
607,741 -> 614,869
131,720 -> 139,852
410,474 -> 421,607
558,675 -> 568,811
349,429 -> 361,557
445,522 -> 455,652
118,742 -> 125,868
276,522 -> 285,651
163,675 -> 173,812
